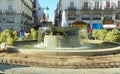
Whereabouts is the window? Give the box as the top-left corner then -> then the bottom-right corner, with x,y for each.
0,15 -> 2,23
7,15 -> 14,23
82,15 -> 90,20
92,15 -> 101,20
115,13 -> 120,19
106,1 -> 110,8
68,10 -> 76,20
70,2 -> 74,8
8,5 -> 13,10
95,1 -> 99,8
83,2 -> 89,8
104,15 -> 112,20
118,1 -> 120,8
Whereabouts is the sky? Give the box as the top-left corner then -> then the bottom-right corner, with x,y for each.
38,0 -> 58,22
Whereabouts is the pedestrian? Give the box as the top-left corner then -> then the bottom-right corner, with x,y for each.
88,28 -> 93,39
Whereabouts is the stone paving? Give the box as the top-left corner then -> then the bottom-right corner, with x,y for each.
4,66 -> 120,74
0,64 -> 120,74
0,41 -> 119,74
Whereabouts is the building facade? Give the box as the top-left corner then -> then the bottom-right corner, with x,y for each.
0,0 -> 33,32
32,0 -> 44,27
56,0 -> 120,30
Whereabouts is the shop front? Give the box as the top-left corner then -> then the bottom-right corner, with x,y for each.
71,21 -> 88,28
102,20 -> 116,29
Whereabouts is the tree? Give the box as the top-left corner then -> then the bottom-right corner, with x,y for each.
0,29 -> 18,46
31,28 -> 38,40
92,29 -> 99,40
98,29 -> 108,40
105,29 -> 120,42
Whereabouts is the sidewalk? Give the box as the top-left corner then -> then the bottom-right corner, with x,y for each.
4,67 -> 120,74
0,64 -> 120,74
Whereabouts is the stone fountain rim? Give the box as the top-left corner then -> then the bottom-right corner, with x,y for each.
17,42 -> 120,56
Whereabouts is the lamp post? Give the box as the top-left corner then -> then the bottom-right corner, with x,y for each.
39,7 -> 49,27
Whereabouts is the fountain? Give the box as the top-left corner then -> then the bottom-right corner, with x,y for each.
38,27 -> 82,49
61,10 -> 68,27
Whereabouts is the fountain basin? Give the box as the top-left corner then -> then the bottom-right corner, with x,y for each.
38,27 -> 81,48
44,35 -> 80,48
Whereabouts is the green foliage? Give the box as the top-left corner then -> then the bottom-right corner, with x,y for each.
92,29 -> 99,40
31,28 -> 38,40
98,29 -> 108,40
0,29 -> 18,46
0,32 -> 7,42
111,29 -> 119,35
105,29 -> 120,42
25,33 -> 32,40
7,37 -> 14,45
13,31 -> 18,41
79,29 -> 88,39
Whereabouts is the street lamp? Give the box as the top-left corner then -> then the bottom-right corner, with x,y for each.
38,6 -> 49,27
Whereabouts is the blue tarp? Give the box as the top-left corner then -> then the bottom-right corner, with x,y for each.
92,23 -> 102,30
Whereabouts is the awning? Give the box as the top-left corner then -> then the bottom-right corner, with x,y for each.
103,24 -> 116,28
71,21 -> 88,28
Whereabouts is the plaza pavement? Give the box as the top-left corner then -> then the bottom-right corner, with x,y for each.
3,66 -> 120,74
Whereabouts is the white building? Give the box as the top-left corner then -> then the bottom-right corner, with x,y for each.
56,0 -> 120,30
0,0 -> 33,32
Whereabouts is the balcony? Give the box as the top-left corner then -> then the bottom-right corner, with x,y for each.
68,17 -> 76,20
92,17 -> 101,20
116,7 -> 120,11
116,7 -> 120,9
68,11 -> 76,20
7,20 -> 14,23
0,17 -> 2,23
82,17 -> 90,20
104,7 -> 113,10
82,7 -> 91,10
116,13 -> 120,20
93,7 -> 102,10
92,15 -> 101,20
81,15 -> 90,20
68,7 -> 76,10
6,10 -> 15,14
22,12 -> 32,20
24,21 -> 33,26
0,10 -> 2,14
104,17 -> 112,20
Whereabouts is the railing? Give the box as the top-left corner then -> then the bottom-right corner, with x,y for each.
7,20 -> 14,23
68,7 -> 76,10
24,13 -> 32,20
116,7 -> 120,9
68,17 -> 76,20
82,17 -> 90,20
93,7 -> 102,10
92,18 -> 101,20
82,7 -> 91,10
24,21 -> 33,26
104,7 -> 113,10
6,10 -> 15,14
